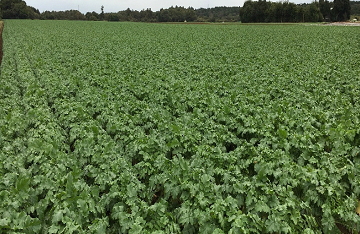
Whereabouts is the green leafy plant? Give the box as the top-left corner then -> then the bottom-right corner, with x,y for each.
1,20 -> 360,233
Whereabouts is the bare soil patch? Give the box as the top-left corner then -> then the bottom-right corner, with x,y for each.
324,22 -> 360,26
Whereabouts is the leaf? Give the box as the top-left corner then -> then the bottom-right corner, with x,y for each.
0,218 -> 10,227
52,210 -> 63,223
278,128 -> 288,139
212,228 -> 225,234
255,200 -> 270,213
16,176 -> 30,192
48,225 -> 59,233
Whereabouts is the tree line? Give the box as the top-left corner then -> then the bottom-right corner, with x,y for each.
240,0 -> 351,23
2,4 -> 241,22
350,0 -> 360,15
0,0 -> 358,22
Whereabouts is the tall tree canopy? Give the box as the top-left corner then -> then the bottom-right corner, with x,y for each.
0,0 -> 39,19
240,0 -> 323,23
331,0 -> 351,21
0,0 -> 352,22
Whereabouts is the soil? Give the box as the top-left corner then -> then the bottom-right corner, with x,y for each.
323,22 -> 360,26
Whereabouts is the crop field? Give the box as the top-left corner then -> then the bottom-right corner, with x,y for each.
1,20 -> 360,233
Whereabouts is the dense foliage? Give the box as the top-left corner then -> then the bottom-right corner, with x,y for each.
351,0 -> 360,15
40,10 -> 86,21
240,1 -> 322,23
240,0 -> 352,23
332,0 -> 351,21
1,20 -> 360,233
0,0 -> 39,19
1,0 -> 356,22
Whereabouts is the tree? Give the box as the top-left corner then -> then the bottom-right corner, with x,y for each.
0,0 -> 39,19
319,0 -> 331,21
139,8 -> 155,22
240,0 -> 256,22
156,6 -> 196,22
266,2 -> 283,22
185,7 -> 197,22
331,0 -> 351,21
283,2 -> 298,22
107,13 -> 119,21
40,10 -> 85,20
99,5 -> 104,20
85,11 -> 99,21
350,1 -> 360,15
304,2 -> 323,22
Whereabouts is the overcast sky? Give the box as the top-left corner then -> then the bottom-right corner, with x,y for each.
26,0 -> 313,13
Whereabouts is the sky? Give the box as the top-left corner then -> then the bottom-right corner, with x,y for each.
25,0 -> 313,13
